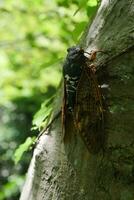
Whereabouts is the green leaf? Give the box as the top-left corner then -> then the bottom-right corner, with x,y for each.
14,137 -> 35,164
73,0 -> 98,16
78,0 -> 88,8
32,96 -> 54,130
87,0 -> 98,7
72,21 -> 87,42
86,5 -> 98,17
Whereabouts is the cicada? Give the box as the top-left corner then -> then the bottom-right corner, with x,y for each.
62,46 -> 104,153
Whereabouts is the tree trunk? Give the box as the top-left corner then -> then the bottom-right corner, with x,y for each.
20,0 -> 134,199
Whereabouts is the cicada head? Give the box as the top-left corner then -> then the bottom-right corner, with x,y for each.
66,46 -> 85,62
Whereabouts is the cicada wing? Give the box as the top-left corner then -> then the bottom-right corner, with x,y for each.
75,66 -> 104,153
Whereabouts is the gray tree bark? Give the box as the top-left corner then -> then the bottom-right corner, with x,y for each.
20,0 -> 134,199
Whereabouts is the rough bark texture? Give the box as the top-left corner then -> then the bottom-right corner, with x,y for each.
20,0 -> 134,199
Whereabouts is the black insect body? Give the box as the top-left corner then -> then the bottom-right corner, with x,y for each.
63,46 -> 104,153
63,46 -> 87,112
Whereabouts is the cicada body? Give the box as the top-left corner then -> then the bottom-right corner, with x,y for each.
63,46 -> 104,152
63,46 -> 86,112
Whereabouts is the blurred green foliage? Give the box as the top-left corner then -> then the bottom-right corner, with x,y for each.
14,137 -> 36,164
0,0 -> 99,199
